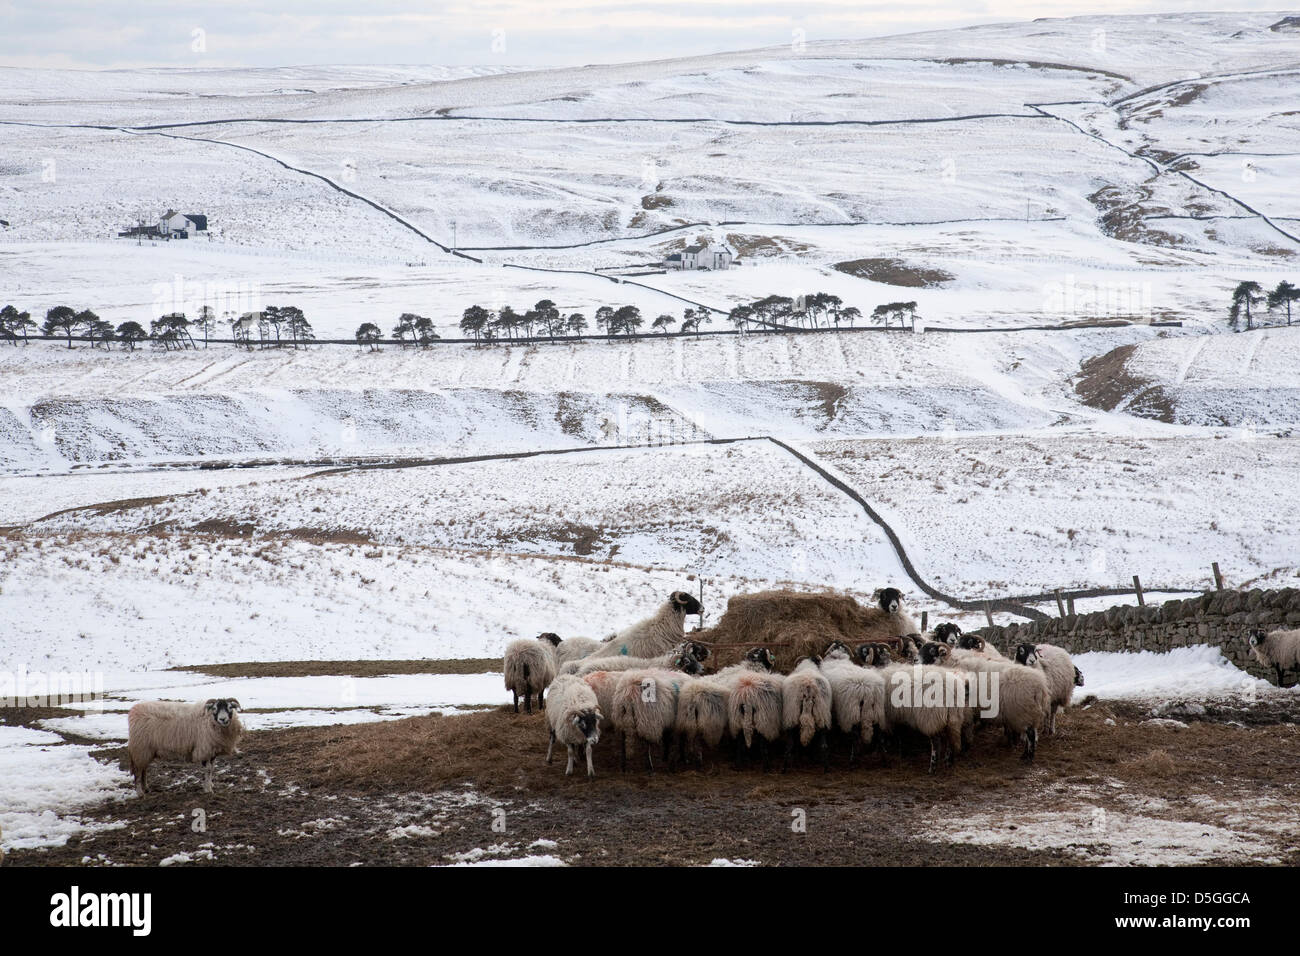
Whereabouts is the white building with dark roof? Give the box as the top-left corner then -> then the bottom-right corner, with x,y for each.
665,242 -> 733,271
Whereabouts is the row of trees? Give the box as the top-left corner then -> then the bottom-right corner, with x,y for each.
1229,280 -> 1299,331
0,304 -> 314,350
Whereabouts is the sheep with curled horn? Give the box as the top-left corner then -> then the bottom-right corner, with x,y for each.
561,640 -> 709,677
599,591 -> 704,660
127,698 -> 244,795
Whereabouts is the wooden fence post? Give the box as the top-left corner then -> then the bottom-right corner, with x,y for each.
920,610 -> 928,634
1067,596 -> 1076,616
983,603 -> 994,627
1133,575 -> 1145,606
1212,562 -> 1224,591
1054,589 -> 1065,617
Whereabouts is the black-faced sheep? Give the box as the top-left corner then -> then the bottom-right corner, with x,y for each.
601,591 -> 704,660
127,698 -> 244,796
1248,628 -> 1300,687
1014,642 -> 1076,734
545,675 -> 602,777
821,641 -> 888,762
503,634 -> 558,713
933,623 -> 963,646
952,653 -> 1050,759
561,640 -> 709,677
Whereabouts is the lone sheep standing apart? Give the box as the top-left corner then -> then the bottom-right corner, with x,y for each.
127,698 -> 244,796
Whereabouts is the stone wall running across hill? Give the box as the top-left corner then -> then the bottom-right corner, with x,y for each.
975,587 -> 1300,684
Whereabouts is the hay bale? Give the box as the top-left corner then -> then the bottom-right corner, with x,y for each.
697,589 -> 902,673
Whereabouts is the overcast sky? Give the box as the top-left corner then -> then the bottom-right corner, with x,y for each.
0,1 -> 1287,69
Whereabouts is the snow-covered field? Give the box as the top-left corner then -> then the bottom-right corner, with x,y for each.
2,11 -> 1299,864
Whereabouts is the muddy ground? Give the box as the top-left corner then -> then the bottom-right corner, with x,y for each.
9,696 -> 1300,867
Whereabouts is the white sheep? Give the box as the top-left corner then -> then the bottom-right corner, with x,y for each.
127,698 -> 244,795
503,634 -> 558,714
875,657 -> 972,773
821,641 -> 888,762
952,653 -> 1050,759
1014,641 -> 1076,734
676,676 -> 731,767
956,633 -> 1006,660
600,591 -> 704,659
545,675 -> 602,777
720,656 -> 784,769
562,640 -> 709,677
1248,628 -> 1300,687
781,656 -> 834,771
553,635 -> 604,669
610,667 -> 692,773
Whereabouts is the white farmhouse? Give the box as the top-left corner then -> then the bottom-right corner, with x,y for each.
664,242 -> 733,271
159,210 -> 209,239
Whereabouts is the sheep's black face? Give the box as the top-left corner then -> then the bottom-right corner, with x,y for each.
935,623 -> 962,645
876,587 -> 903,614
957,634 -> 985,652
573,711 -> 600,742
685,641 -> 710,663
672,592 -> 704,616
1248,629 -> 1266,648
207,698 -> 240,726
745,647 -> 775,671
1073,667 -> 1085,687
672,652 -> 704,675
920,642 -> 949,666
1014,642 -> 1038,666
538,632 -> 562,647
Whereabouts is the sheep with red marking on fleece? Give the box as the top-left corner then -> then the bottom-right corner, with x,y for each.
719,650 -> 784,767
545,675 -> 603,777
1248,628 -> 1300,686
503,634 -> 558,714
610,668 -> 694,773
127,698 -> 244,796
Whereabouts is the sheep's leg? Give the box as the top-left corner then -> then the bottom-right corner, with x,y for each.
565,744 -> 575,776
644,740 -> 655,774
546,729 -> 556,765
1022,726 -> 1037,761
524,692 -> 533,715
135,762 -> 148,796
782,729 -> 796,773
661,728 -> 672,765
512,691 -> 519,714
927,737 -> 938,774
759,737 -> 770,773
1277,664 -> 1285,687
848,733 -> 858,767
585,741 -> 596,778
818,728 -> 829,773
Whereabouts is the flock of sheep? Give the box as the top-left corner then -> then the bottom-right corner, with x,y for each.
504,587 -> 1091,776
111,592 -> 1300,795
